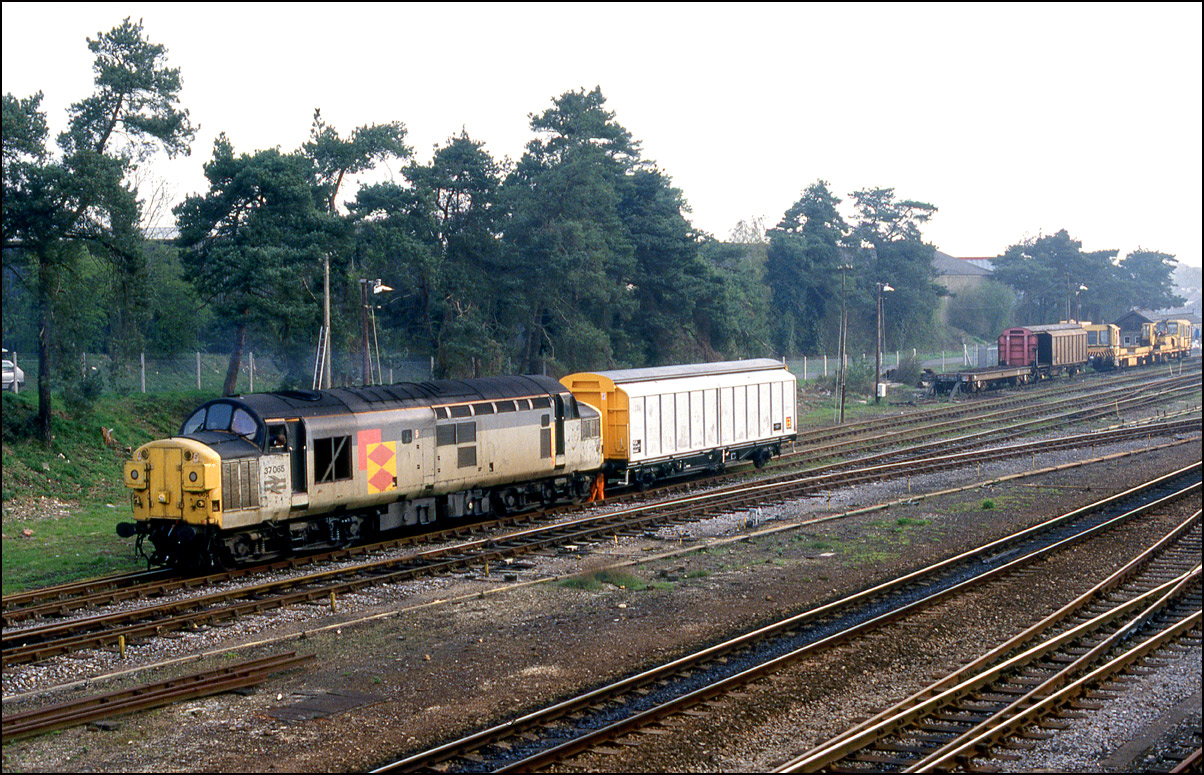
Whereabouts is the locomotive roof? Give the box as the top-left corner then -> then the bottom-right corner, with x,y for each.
227,375 -> 570,420
569,358 -> 788,385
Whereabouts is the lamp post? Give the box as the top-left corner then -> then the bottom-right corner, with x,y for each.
875,282 -> 894,403
361,278 -> 393,385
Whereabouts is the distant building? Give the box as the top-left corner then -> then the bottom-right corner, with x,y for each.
1119,308 -> 1202,343
932,249 -> 993,325
143,225 -> 179,242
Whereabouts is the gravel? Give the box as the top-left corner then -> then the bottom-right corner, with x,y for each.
1,419 -> 1200,773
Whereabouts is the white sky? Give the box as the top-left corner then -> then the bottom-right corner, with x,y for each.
3,2 -> 1201,266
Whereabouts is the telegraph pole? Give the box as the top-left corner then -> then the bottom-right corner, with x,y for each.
361,279 -> 371,385
322,254 -> 332,388
837,264 -> 853,424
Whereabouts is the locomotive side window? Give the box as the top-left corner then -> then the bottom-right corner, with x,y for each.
401,429 -> 413,444
436,422 -> 476,446
268,424 -> 287,449
314,435 -> 352,483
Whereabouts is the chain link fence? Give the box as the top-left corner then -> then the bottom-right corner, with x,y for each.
5,344 -> 1002,396
3,350 -> 434,397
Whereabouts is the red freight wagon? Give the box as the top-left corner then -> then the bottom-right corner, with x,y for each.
997,323 -> 1088,375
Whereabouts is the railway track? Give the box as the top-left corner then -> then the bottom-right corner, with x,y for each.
369,466 -> 1201,772
3,418 -> 1198,668
1,651 -> 313,743
4,402 -> 1199,669
4,364 -> 1195,623
779,522 -> 1201,771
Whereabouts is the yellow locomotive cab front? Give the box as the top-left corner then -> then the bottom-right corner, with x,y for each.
125,438 -> 221,525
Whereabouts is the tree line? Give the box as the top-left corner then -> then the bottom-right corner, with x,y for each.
3,19 -> 1184,444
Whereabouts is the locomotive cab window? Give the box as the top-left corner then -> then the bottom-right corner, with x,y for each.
180,401 -> 264,446
401,429 -> 413,444
268,424 -> 287,450
314,435 -> 352,483
231,409 -> 258,441
182,408 -> 206,435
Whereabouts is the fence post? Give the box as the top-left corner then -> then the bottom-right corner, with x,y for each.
197,353 -> 201,390
823,354 -> 827,377
249,351 -> 254,393
803,356 -> 807,381
140,352 -> 146,393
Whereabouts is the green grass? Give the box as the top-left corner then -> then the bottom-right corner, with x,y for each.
2,389 -> 204,593
558,568 -> 656,591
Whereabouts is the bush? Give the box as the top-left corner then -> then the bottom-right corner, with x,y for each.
889,355 -> 923,387
61,368 -> 106,417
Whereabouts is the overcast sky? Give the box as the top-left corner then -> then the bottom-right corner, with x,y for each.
4,2 -> 1201,266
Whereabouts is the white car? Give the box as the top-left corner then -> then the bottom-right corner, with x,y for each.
2,359 -> 25,392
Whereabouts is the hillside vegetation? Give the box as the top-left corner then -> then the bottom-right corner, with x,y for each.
1,391 -> 200,592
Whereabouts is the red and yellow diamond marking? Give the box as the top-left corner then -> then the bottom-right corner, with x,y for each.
366,441 -> 396,493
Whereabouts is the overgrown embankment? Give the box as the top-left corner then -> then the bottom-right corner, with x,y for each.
1,391 -> 205,592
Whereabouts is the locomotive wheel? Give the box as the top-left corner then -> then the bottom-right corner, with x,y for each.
495,488 -> 520,515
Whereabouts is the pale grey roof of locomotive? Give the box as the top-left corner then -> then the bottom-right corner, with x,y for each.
228,375 -> 569,420
582,359 -> 788,385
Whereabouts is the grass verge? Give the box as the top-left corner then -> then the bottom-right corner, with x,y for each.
2,389 -> 206,593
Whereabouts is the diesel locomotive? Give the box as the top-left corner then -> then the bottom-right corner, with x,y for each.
119,359 -> 798,567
